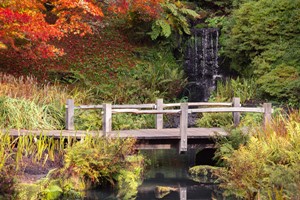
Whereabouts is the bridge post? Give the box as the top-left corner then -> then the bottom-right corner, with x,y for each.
66,99 -> 74,130
232,97 -> 241,127
103,103 -> 112,135
263,103 -> 272,127
179,103 -> 188,154
179,187 -> 187,200
156,99 -> 164,129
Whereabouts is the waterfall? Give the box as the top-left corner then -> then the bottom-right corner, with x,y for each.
183,28 -> 220,102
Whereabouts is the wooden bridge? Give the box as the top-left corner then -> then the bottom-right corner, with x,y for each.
11,98 -> 272,153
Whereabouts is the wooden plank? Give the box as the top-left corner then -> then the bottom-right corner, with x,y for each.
102,103 -> 112,135
136,144 -> 172,149
163,102 -> 232,108
72,104 -> 156,109
112,109 -> 180,114
74,105 -> 103,109
232,97 -> 241,127
7,128 -> 227,139
179,103 -> 188,153
156,99 -> 163,129
190,107 -> 264,113
66,99 -> 74,130
113,104 -> 156,109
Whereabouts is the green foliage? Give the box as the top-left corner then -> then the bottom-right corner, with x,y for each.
116,155 -> 144,199
73,46 -> 186,104
0,96 -> 63,129
217,111 -> 300,199
42,184 -> 63,200
239,112 -> 262,128
150,19 -> 172,40
214,128 -> 250,166
60,135 -> 140,188
131,47 -> 187,100
0,132 -> 71,199
113,114 -> 154,130
196,113 -> 233,128
13,134 -> 144,199
210,77 -> 258,103
257,64 -> 300,106
150,1 -> 199,40
74,110 -> 102,131
205,16 -> 226,28
221,0 -> 300,104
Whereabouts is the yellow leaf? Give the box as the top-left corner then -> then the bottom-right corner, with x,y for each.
0,42 -> 7,49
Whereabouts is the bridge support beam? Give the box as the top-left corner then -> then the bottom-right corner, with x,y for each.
179,103 -> 188,154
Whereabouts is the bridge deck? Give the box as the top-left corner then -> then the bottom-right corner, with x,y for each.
7,128 -> 227,139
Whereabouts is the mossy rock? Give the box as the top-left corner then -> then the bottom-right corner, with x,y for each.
155,186 -> 177,199
189,165 -> 220,183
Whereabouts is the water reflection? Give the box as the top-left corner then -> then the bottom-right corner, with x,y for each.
86,149 -> 223,200
136,149 -> 220,200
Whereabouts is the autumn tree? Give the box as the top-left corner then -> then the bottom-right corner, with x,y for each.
0,0 -> 103,58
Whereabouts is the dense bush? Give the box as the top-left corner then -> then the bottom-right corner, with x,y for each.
221,0 -> 300,105
257,64 -> 300,106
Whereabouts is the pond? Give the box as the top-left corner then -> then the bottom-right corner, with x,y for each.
86,149 -> 224,200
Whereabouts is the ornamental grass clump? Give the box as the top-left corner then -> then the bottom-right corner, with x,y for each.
56,135 -> 144,193
217,110 -> 300,199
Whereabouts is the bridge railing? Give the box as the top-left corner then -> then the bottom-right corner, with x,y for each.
66,98 -> 272,152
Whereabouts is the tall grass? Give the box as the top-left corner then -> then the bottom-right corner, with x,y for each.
0,73 -> 93,130
0,73 -> 92,105
217,110 -> 300,199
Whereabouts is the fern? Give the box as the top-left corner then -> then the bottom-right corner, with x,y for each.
160,20 -> 172,38
149,1 -> 199,40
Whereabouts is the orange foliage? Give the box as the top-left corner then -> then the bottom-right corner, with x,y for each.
0,0 -> 103,58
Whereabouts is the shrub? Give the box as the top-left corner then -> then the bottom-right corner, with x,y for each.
59,135 -> 142,189
257,64 -> 300,106
221,0 -> 300,104
217,110 -> 300,199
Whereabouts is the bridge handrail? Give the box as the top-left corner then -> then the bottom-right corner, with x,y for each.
163,102 -> 232,108
65,98 -> 272,153
68,102 -> 233,110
